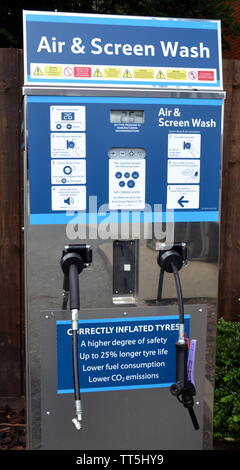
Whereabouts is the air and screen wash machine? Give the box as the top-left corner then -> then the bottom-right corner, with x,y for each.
22,11 -> 224,449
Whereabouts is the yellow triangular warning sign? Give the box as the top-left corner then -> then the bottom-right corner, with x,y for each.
123,69 -> 132,78
93,68 -> 103,77
156,70 -> 165,79
33,66 -> 44,76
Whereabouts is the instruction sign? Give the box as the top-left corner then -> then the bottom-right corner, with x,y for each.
57,315 -> 190,393
51,133 -> 86,158
50,105 -> 86,131
109,158 -> 146,210
168,133 -> 201,159
23,11 -> 222,89
27,95 -> 222,224
51,185 -> 86,211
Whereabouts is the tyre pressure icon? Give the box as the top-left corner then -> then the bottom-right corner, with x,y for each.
63,165 -> 73,175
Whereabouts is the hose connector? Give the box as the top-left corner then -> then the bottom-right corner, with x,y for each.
72,399 -> 82,430
71,308 -> 79,332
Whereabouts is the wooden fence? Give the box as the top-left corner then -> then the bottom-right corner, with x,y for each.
0,49 -> 239,400
0,49 -> 23,402
218,60 -> 240,322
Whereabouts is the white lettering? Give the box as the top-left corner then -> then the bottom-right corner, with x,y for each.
37,36 -> 51,53
200,41 -> 210,58
91,37 -> 102,54
91,38 -> 155,56
37,36 -> 66,53
160,41 -> 178,57
190,46 -> 199,58
159,118 -> 190,127
179,45 -> 189,58
160,40 -> 210,58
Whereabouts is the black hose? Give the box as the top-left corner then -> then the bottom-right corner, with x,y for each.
170,260 -> 199,430
171,262 -> 184,325
69,263 -> 81,402
175,341 -> 188,386
69,263 -> 80,310
188,407 -> 200,430
156,267 -> 164,303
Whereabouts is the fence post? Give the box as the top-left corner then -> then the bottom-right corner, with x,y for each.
0,48 -> 23,400
218,60 -> 240,321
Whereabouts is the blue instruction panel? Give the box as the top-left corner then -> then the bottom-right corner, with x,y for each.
23,11 -> 222,89
27,95 -> 223,225
57,315 -> 190,393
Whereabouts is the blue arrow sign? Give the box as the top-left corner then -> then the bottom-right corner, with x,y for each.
178,196 -> 189,208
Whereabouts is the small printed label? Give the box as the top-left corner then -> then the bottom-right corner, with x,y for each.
167,185 -> 200,209
51,159 -> 86,185
74,67 -> 91,77
50,106 -> 86,131
51,185 -> 86,211
167,159 -> 200,184
198,70 -> 215,81
104,68 -> 121,78
109,158 -> 146,210
133,68 -> 155,79
51,133 -> 86,158
44,66 -> 62,77
168,133 -> 201,159
166,70 -> 187,80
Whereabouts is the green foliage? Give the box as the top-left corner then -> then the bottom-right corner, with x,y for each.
213,318 -> 240,440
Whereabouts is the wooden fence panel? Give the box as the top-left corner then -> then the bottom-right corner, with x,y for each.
0,49 -> 23,398
218,60 -> 240,321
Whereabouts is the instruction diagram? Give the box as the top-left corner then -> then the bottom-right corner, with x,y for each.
51,133 -> 86,158
168,133 -> 201,158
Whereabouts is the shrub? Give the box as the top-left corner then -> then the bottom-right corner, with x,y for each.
213,318 -> 240,440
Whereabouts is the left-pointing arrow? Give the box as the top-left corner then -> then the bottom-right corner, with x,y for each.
178,195 -> 189,208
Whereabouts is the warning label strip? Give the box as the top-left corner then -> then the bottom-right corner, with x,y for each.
30,63 -> 217,84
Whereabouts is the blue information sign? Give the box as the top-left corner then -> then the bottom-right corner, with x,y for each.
27,95 -> 223,225
23,11 -> 222,89
57,315 -> 190,393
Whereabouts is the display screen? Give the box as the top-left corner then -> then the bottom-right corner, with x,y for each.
110,110 -> 144,124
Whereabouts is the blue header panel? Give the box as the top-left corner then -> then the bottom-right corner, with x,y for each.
23,11 -> 222,89
27,95 -> 223,225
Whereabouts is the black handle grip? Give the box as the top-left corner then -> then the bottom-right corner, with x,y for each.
175,341 -> 188,385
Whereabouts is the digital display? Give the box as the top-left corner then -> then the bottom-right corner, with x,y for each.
61,112 -> 75,121
110,110 -> 144,124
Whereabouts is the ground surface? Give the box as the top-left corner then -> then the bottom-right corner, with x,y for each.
0,406 -> 26,450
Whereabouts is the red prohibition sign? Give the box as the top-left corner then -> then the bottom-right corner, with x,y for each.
64,67 -> 73,77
